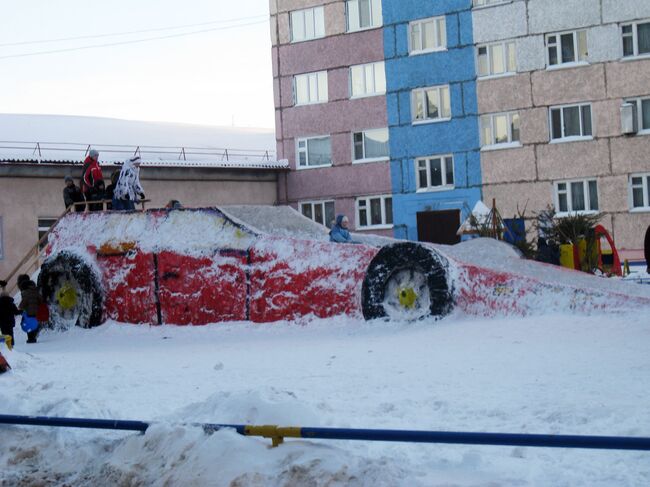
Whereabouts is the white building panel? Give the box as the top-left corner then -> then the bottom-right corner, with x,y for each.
528,0 -> 601,34
517,35 -> 546,72
472,0 -> 527,44
602,0 -> 650,24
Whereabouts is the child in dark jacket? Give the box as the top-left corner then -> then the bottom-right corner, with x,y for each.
18,275 -> 42,344
0,280 -> 20,348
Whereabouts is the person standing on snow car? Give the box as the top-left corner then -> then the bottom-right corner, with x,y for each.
0,279 -> 20,349
113,155 -> 145,211
80,149 -> 104,211
329,214 -> 358,243
17,275 -> 42,344
63,175 -> 84,212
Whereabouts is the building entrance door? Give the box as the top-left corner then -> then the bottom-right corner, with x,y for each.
416,210 -> 461,245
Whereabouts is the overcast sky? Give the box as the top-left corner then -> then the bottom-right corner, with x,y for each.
0,0 -> 275,128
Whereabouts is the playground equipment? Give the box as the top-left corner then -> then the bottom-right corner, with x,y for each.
36,206 -> 650,327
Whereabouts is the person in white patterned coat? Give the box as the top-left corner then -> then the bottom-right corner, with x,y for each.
112,156 -> 145,211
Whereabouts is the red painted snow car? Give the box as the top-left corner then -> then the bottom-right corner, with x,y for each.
39,206 -> 650,328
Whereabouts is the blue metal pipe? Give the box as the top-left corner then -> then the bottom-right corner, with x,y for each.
2,414 -> 650,451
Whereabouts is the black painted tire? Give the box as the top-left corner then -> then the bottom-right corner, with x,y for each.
361,242 -> 453,320
38,251 -> 103,329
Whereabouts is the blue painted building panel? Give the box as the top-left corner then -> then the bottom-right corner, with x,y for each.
386,46 -> 477,89
382,0 -> 473,25
383,0 -> 481,243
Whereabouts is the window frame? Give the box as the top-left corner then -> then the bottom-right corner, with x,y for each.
349,61 -> 386,99
346,0 -> 382,33
629,173 -> 650,211
624,97 -> 650,134
293,71 -> 328,106
408,16 -> 447,55
355,194 -> 393,230
295,135 -> 332,169
545,29 -> 589,69
554,179 -> 599,215
299,200 -> 336,227
472,0 -> 512,8
352,128 -> 390,163
621,20 -> 650,59
549,103 -> 593,142
476,40 -> 517,78
415,154 -> 455,192
290,6 -> 326,43
0,216 -> 3,260
411,85 -> 451,124
480,111 -> 521,149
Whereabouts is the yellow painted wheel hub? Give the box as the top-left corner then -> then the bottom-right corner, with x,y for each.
398,287 -> 417,309
56,282 -> 78,310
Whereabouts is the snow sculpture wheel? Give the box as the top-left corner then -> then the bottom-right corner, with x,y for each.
361,242 -> 453,320
38,252 -> 103,329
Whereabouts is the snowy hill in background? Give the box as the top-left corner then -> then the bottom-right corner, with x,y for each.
0,114 -> 275,149
0,114 -> 277,164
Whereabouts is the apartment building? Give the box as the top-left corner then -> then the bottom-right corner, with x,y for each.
270,0 -> 394,236
473,0 -> 650,258
383,0 -> 481,243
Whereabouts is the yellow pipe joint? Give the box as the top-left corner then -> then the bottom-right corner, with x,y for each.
244,425 -> 302,447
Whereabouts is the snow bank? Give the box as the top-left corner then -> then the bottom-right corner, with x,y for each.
1,312 -> 650,486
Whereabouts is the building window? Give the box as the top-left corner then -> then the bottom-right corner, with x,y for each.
546,30 -> 588,67
290,6 -> 325,43
38,217 -> 57,250
625,97 -> 650,133
416,155 -> 454,191
550,104 -> 592,141
412,85 -> 451,123
300,200 -> 336,227
409,16 -> 446,54
477,41 -> 516,77
353,128 -> 389,162
294,71 -> 328,105
296,136 -> 332,168
346,0 -> 382,32
350,62 -> 386,98
473,0 -> 510,7
356,195 -> 393,229
480,112 -> 520,148
555,180 -> 599,214
622,21 -> 650,58
630,174 -> 650,210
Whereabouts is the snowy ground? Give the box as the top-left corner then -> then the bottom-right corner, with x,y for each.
1,310 -> 650,486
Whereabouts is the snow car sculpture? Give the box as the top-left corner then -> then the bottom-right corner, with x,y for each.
39,206 -> 650,327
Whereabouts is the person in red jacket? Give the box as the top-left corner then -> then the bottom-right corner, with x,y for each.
80,149 -> 104,210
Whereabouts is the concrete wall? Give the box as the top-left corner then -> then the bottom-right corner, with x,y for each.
0,164 -> 280,278
473,0 -> 650,254
271,0 -> 392,233
384,0 -> 481,240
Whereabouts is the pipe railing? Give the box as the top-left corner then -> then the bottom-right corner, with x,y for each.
1,414 -> 649,451
0,141 -> 275,162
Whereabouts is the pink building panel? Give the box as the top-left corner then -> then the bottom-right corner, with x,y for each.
477,73 -> 533,114
606,59 -> 650,98
610,136 -> 650,174
281,97 -> 387,140
483,182 -> 552,217
278,29 -> 385,75
519,107 -> 550,144
536,139 -> 611,180
480,146 -> 537,184
286,162 -> 392,201
531,64 -> 607,107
